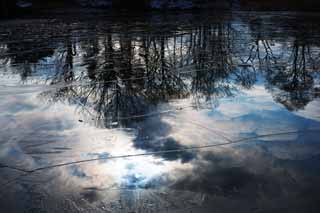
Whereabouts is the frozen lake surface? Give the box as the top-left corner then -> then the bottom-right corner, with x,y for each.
0,11 -> 320,212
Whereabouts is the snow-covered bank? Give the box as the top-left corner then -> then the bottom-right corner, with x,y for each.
77,0 -> 112,7
75,0 -> 233,9
150,0 -> 193,9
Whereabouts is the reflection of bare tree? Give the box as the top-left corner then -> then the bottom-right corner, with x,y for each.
67,22 -> 259,126
2,15 -> 320,125
189,23 -> 257,107
35,25 -> 218,126
190,24 -> 234,107
246,18 -> 320,111
266,39 -> 319,110
41,35 -> 79,104
0,40 -> 54,81
37,19 -> 320,125
2,14 -> 320,166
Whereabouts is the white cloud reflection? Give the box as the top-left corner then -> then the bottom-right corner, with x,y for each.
0,82 -> 320,212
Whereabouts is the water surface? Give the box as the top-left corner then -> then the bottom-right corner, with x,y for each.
0,11 -> 320,212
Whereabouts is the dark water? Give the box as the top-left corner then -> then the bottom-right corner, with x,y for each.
0,11 -> 320,212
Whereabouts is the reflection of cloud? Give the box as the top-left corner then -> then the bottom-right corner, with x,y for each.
215,86 -> 276,118
171,85 -> 320,143
132,116 -> 196,163
294,99 -> 320,122
80,189 -> 101,203
260,131 -> 320,160
134,136 -> 196,163
173,166 -> 258,195
69,165 -> 89,179
160,146 -> 320,213
86,152 -> 110,163
275,154 -> 320,176
121,173 -> 148,189
1,79 -> 320,213
0,93 -> 192,194
161,149 -> 267,196
0,95 -> 35,114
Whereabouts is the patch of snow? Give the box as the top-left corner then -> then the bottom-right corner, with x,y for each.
168,0 -> 193,9
77,0 -> 112,7
16,1 -> 32,8
150,0 -> 194,9
150,0 -> 165,9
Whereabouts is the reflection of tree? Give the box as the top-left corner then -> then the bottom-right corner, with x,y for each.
262,38 -> 319,110
132,118 -> 196,163
66,23 -> 246,126
246,18 -> 320,111
2,15 -> 320,122
2,15 -> 320,163
38,29 -> 189,126
190,24 -> 235,107
1,40 -> 54,80
189,23 -> 257,107
267,39 -> 319,110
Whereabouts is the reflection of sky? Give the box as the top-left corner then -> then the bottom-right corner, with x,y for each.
1,14 -> 320,212
0,92 -> 188,193
1,78 -> 320,213
1,82 -> 319,194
